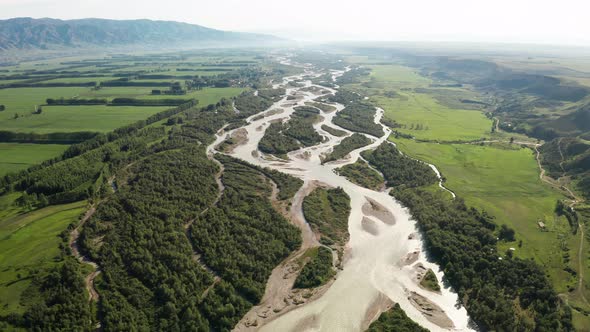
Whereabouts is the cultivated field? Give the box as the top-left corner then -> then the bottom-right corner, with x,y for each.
0,105 -> 168,133
0,198 -> 86,316
0,52 -> 257,175
0,143 -> 69,176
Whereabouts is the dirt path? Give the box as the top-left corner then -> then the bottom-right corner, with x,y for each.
577,224 -> 589,306
69,205 -> 101,302
184,151 -> 226,231
557,137 -> 566,173
532,144 -> 588,305
185,148 -> 226,296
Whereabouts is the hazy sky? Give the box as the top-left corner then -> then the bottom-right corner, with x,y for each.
1,0 -> 589,45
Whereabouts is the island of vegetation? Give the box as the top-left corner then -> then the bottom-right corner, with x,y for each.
294,247 -> 335,289
368,303 -> 429,332
335,159 -> 384,190
362,142 -> 437,188
301,187 -> 351,248
258,106 -> 323,158
322,133 -> 372,163
419,269 -> 441,292
321,124 -> 347,137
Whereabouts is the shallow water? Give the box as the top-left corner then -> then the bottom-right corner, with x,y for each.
209,60 -> 473,332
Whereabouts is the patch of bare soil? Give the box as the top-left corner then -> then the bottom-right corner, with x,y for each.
216,128 -> 249,153
361,292 -> 395,330
399,250 -> 421,267
301,86 -> 329,96
361,216 -> 379,236
362,197 -> 396,225
69,205 -> 101,302
294,151 -> 311,161
408,291 -> 455,329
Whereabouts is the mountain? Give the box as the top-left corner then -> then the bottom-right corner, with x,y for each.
0,17 -> 281,51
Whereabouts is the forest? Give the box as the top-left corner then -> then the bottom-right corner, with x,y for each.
321,124 -> 347,137
333,102 -> 384,137
190,155 -> 301,330
368,304 -> 429,332
322,133 -> 372,163
0,64 -> 298,331
362,142 -> 438,188
335,159 -> 384,190
293,247 -> 335,289
258,106 -> 323,157
302,187 -> 351,247
394,188 -> 573,331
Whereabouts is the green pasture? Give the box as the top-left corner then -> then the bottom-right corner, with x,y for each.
0,105 -> 167,133
0,143 -> 69,176
0,200 -> 86,315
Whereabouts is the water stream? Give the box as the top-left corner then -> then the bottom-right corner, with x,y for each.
208,58 -> 473,332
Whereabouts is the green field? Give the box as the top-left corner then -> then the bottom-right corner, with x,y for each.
40,76 -> 114,83
367,65 -> 431,88
341,64 -> 494,141
392,138 -> 580,292
79,86 -> 168,100
0,105 -> 168,133
0,143 -> 69,176
143,87 -> 245,105
0,200 -> 86,315
0,87 -> 89,114
375,93 -> 493,141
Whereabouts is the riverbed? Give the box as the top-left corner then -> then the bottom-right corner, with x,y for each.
208,58 -> 473,332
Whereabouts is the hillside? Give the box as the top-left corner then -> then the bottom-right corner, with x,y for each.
0,17 -> 280,51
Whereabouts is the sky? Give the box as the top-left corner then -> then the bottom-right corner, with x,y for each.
1,0 -> 589,45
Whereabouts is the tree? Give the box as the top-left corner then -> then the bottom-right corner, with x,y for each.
0,105 -> 5,111
499,224 -> 516,242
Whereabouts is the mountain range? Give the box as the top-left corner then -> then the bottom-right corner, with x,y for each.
0,17 -> 281,51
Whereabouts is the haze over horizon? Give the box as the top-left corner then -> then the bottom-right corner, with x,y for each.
1,0 -> 589,46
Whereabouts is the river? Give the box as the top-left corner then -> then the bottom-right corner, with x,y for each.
207,58 -> 473,332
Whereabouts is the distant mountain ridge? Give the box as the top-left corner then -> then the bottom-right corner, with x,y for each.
0,17 -> 281,51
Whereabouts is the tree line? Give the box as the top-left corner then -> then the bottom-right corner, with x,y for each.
362,140 -> 572,330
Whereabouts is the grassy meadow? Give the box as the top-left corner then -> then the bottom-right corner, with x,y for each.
0,143 -> 69,176
0,87 -> 89,114
0,105 -> 168,133
344,64 -> 494,141
374,93 -> 492,141
0,200 -> 86,315
0,105 -> 172,134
